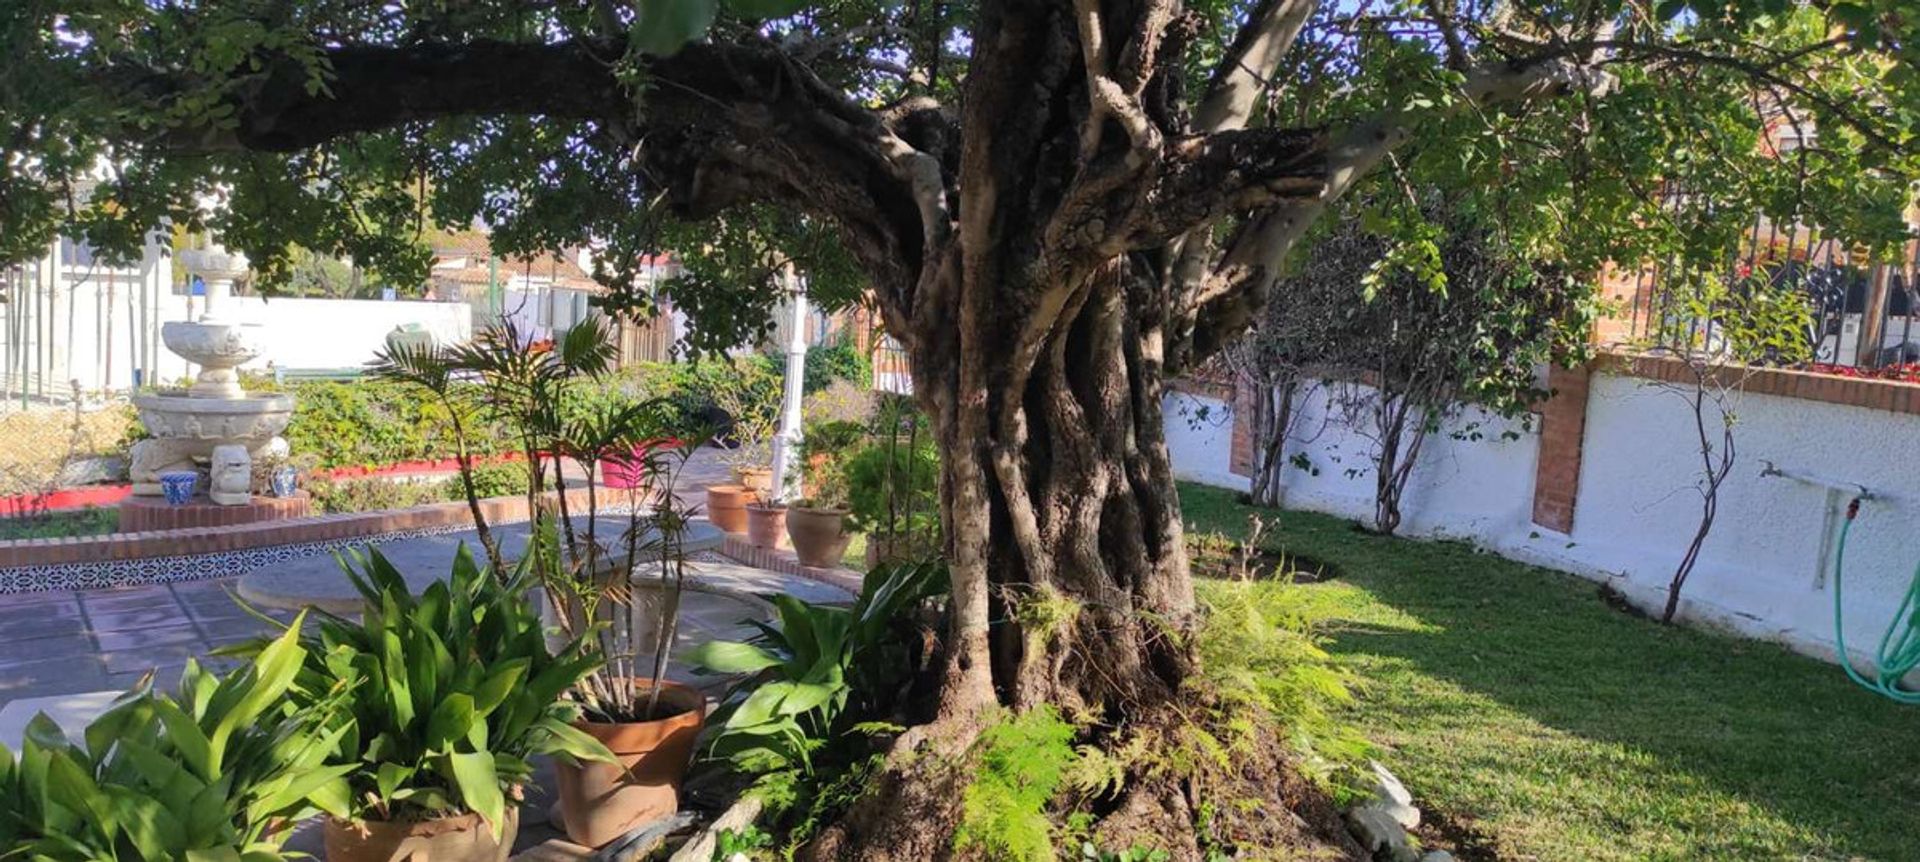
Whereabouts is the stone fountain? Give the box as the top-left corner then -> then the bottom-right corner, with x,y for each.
127,245 -> 295,510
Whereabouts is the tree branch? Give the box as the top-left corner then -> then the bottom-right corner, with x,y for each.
1194,0 -> 1318,133
1175,55 -> 1617,368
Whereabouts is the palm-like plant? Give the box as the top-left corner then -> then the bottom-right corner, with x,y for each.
368,340 -> 503,572
422,318 -> 711,723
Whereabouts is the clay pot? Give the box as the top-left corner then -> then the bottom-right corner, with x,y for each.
705,485 -> 758,534
745,503 -> 788,550
733,466 -> 774,496
787,505 -> 852,568
322,807 -> 519,862
554,682 -> 707,848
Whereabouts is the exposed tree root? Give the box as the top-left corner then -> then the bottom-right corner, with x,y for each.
801,702 -> 1364,861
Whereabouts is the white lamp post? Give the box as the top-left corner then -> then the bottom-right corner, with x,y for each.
768,265 -> 808,503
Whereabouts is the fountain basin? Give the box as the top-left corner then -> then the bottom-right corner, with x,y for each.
133,390 -> 294,446
161,320 -> 264,398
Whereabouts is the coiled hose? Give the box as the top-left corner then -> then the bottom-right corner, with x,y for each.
1833,498 -> 1920,704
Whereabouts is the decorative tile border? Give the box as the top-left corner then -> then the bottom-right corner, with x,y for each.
0,487 -> 617,594
0,523 -> 478,594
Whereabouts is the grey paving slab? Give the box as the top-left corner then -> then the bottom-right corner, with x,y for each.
101,643 -> 207,675
0,614 -> 87,643
0,633 -> 99,666
94,623 -> 204,653
0,655 -> 110,703
84,605 -> 194,634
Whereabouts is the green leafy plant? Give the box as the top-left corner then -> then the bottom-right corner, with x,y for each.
954,707 -> 1081,862
243,545 -> 614,833
685,561 -> 947,775
0,619 -> 344,860
462,459 -> 531,500
710,823 -> 775,860
707,356 -> 782,475
795,419 -> 865,510
843,436 -> 940,539
304,474 -> 449,514
1189,578 -> 1371,794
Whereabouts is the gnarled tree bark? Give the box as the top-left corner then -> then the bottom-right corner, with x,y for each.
107,0 -> 1616,853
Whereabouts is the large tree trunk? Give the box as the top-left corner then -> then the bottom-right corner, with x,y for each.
924,262 -> 1195,719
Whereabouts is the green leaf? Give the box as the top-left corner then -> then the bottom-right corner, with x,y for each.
684,640 -> 785,674
425,693 -> 478,752
631,0 -> 719,58
445,751 -> 507,835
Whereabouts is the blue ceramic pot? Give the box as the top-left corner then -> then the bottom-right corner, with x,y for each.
159,471 -> 198,505
269,466 -> 298,498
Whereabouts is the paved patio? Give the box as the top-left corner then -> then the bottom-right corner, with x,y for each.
0,447 -> 760,711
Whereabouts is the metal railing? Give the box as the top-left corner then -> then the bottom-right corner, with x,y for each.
1618,213 -> 1918,370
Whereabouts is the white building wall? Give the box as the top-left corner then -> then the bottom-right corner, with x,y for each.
228,296 -> 472,372
1164,371 -> 1920,674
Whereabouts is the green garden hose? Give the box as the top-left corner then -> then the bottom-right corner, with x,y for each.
1832,498 -> 1920,704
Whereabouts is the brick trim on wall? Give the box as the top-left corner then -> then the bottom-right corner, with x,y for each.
0,487 -> 598,570
1530,365 -> 1592,534
1596,351 -> 1920,415
1527,352 -> 1919,535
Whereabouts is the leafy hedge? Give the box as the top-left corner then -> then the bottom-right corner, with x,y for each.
129,350 -> 872,472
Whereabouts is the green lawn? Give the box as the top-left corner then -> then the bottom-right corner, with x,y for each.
1179,482 -> 1920,862
0,506 -> 118,541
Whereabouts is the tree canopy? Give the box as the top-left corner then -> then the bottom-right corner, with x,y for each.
4,1 -> 1916,855
4,1 -> 1912,346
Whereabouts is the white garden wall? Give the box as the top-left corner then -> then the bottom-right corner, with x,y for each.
1163,370 -> 1920,674
1164,391 -> 1245,491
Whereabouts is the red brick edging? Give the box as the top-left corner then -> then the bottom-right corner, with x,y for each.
1596,351 -> 1920,416
718,534 -> 864,595
0,488 -> 597,570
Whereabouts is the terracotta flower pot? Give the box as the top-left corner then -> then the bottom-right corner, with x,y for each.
745,502 -> 788,550
705,485 -> 758,534
554,682 -> 707,848
787,505 -> 852,568
322,807 -> 518,862
733,466 -> 774,495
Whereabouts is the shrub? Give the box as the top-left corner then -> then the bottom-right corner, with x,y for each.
304,475 -> 449,514
801,341 -> 871,393
236,545 -> 612,831
0,619 -> 340,860
1190,578 -> 1370,793
954,707 -> 1080,862
845,438 -> 941,538
462,460 -> 530,500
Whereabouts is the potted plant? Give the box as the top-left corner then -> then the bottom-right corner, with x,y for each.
786,420 -> 864,567
543,408 -> 714,847
377,319 -> 714,849
709,357 -> 780,496
705,482 -> 758,534
243,545 -> 614,862
0,620 -> 342,860
745,500 -> 788,550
